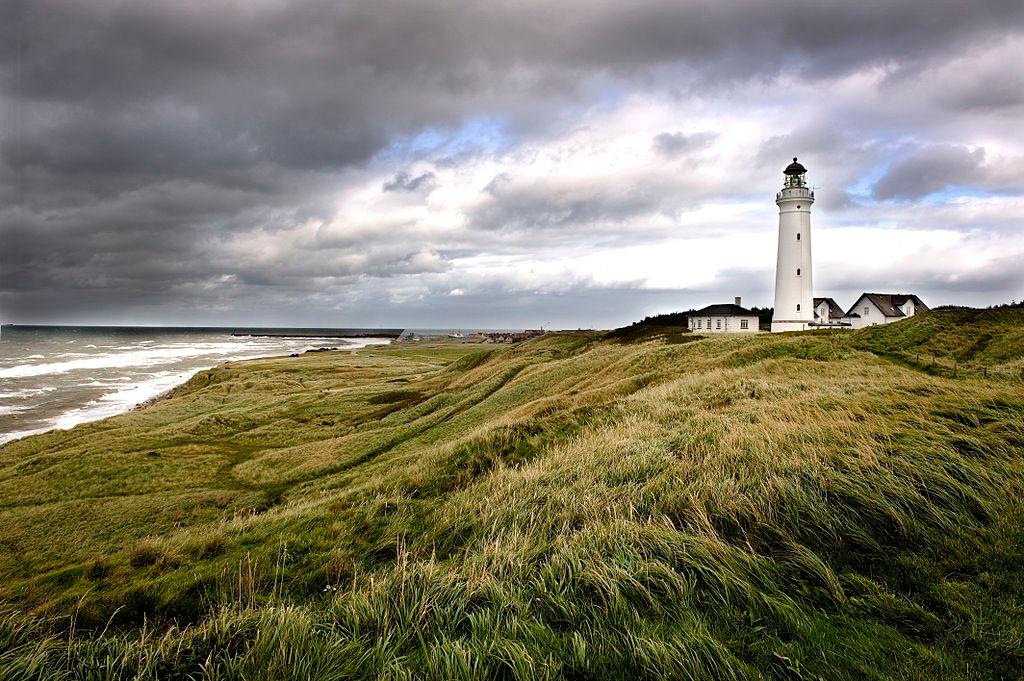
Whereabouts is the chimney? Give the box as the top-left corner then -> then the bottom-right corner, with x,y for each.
734,296 -> 742,306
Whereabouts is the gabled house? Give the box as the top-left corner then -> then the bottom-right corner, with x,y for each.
687,297 -> 759,334
812,297 -> 850,328
844,293 -> 928,328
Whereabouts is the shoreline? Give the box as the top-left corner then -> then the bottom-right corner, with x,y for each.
0,338 -> 392,446
130,384 -> 186,412
126,343 -> 351,412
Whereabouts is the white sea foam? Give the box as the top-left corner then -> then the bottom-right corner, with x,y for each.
0,426 -> 55,444
0,387 -> 56,399
0,336 -> 391,444
0,342 -> 265,379
52,370 -> 199,431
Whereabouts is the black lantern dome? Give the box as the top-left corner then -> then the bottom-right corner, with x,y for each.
784,157 -> 807,175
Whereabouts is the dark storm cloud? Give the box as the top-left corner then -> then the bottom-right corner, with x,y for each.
8,0 -> 1023,105
6,0 -> 1023,176
820,252 -> 1024,308
383,171 -> 437,193
472,173 -> 673,235
652,131 -> 718,158
938,66 -> 1024,113
2,0 -> 1024,323
872,145 -> 986,201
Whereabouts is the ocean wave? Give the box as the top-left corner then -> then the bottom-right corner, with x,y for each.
0,342 -> 271,379
52,370 -> 201,432
0,425 -> 54,445
0,337 -> 391,444
0,387 -> 57,399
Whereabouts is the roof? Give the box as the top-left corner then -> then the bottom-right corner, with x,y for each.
813,297 -> 845,320
689,303 -> 755,316
847,293 -> 929,318
784,157 -> 807,175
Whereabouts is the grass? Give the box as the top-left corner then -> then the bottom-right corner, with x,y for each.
1,309 -> 1023,679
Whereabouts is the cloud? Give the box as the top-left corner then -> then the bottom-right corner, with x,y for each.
2,0 -> 1024,325
383,171 -> 437,193
652,131 -> 718,157
872,145 -> 986,201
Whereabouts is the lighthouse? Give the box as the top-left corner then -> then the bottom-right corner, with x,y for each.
771,158 -> 815,332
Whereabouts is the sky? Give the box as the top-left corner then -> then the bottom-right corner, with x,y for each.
2,0 -> 1023,329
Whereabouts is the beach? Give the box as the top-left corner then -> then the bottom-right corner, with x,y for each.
0,326 -> 393,444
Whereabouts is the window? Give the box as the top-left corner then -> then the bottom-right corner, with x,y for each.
716,319 -> 721,330
740,319 -> 749,330
796,233 -> 801,241
864,306 -> 869,316
796,304 -> 801,311
697,319 -> 702,329
707,319 -> 711,329
796,268 -> 801,275
797,205 -> 801,209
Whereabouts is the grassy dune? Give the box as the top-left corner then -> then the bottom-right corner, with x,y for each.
2,309 -> 1024,679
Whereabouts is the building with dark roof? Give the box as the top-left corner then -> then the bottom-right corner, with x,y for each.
686,297 -> 759,334
844,293 -> 929,328
812,297 -> 851,327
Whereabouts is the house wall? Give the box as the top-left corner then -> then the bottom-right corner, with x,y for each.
687,315 -> 759,333
846,295 -> 923,328
847,296 -> 888,328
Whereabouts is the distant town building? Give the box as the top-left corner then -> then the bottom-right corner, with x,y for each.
687,297 -> 759,334
483,329 -> 546,343
843,293 -> 929,328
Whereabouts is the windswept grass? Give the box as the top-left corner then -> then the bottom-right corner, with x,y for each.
855,306 -> 1024,375
2,309 -> 1024,679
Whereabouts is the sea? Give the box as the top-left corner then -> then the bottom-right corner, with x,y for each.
0,326 -> 401,445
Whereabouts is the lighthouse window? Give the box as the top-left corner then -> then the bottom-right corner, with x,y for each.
797,205 -> 801,209
796,268 -> 801,275
796,304 -> 801,312
796,233 -> 801,241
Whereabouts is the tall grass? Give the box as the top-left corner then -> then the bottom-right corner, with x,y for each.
1,310 -> 1024,678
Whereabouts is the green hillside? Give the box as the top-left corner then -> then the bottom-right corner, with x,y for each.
855,307 -> 1024,374
2,309 -> 1024,679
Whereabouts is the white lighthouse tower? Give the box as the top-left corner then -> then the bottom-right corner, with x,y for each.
771,158 -> 815,332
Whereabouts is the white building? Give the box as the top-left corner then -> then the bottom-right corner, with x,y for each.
813,297 -> 851,328
687,298 -> 759,334
844,293 -> 929,328
771,158 -> 815,332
